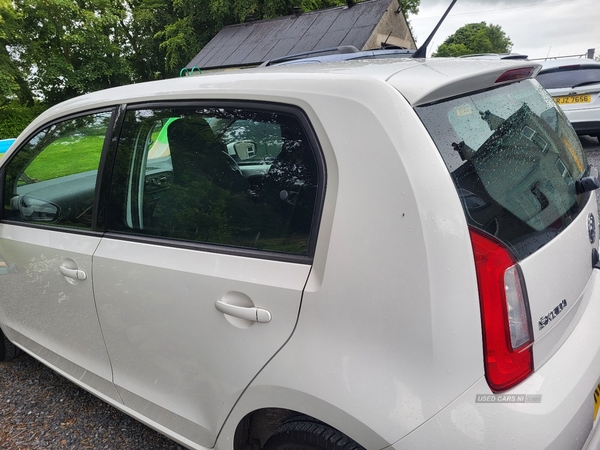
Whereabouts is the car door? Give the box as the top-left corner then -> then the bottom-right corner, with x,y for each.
0,110 -> 120,401
92,103 -> 323,447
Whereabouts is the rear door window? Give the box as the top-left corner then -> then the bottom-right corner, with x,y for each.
416,80 -> 588,259
107,104 -> 323,257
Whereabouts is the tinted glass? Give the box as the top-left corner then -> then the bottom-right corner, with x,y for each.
416,80 -> 588,259
537,65 -> 600,89
107,106 -> 320,256
3,112 -> 111,229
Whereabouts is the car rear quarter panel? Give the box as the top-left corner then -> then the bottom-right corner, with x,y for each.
390,267 -> 600,450
218,77 -> 485,448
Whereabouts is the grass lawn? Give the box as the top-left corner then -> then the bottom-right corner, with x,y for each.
25,135 -> 103,182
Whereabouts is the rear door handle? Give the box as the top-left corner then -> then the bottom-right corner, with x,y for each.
215,300 -> 271,323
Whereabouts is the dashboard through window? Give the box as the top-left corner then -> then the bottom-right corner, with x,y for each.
107,105 -> 322,257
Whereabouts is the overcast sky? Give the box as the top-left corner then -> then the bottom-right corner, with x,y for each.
409,0 -> 600,59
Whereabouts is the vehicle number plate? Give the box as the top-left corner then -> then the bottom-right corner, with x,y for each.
554,94 -> 591,104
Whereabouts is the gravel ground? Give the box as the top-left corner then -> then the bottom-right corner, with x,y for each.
0,354 -> 184,449
0,135 -> 599,450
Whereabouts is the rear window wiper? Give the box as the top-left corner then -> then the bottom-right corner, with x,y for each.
576,166 -> 600,194
571,80 -> 600,88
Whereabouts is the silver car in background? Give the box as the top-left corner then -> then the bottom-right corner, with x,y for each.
537,58 -> 600,143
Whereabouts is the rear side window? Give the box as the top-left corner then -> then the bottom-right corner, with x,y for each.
416,80 -> 588,259
107,105 -> 322,257
537,65 -> 600,89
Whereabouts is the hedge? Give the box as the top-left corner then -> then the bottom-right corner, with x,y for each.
0,103 -> 47,139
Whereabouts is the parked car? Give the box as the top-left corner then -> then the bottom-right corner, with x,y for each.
2,57 -> 600,450
536,58 -> 600,143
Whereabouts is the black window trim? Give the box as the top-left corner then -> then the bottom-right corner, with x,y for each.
103,99 -> 327,265
94,104 -> 127,232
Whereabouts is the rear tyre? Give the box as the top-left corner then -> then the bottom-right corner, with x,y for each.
263,417 -> 365,450
0,330 -> 22,361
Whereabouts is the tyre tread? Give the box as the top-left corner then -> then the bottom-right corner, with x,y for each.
264,418 -> 365,450
0,332 -> 22,362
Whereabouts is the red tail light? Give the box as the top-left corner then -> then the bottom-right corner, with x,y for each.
469,227 -> 534,392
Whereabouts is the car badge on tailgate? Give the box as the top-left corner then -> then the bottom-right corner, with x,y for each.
539,299 -> 568,331
588,213 -> 596,244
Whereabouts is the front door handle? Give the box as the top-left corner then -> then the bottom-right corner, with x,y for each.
59,264 -> 87,280
215,300 -> 271,323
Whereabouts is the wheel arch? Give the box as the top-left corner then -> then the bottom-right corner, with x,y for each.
217,386 -> 391,450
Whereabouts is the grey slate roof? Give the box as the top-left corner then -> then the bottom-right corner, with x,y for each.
186,0 -> 405,69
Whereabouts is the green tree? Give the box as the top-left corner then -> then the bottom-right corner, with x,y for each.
4,0 -> 176,106
399,0 -> 419,17
433,22 -> 512,57
0,0 -> 34,106
8,0 -> 133,105
118,0 -> 176,82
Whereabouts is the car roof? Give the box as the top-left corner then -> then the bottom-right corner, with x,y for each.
538,58 -> 600,71
25,58 -> 541,136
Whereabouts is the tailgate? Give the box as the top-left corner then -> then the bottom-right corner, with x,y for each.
521,192 -> 599,368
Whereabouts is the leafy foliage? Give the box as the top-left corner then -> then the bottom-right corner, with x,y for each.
0,0 -> 34,106
7,0 -> 128,104
433,22 -> 512,57
0,102 -> 46,139
399,0 -> 419,17
1,0 -> 421,112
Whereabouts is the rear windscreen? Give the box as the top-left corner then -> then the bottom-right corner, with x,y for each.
416,80 -> 588,260
536,65 -> 600,89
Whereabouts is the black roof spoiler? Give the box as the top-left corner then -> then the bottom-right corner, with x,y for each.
412,0 -> 457,59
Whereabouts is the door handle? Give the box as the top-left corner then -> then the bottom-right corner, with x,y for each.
59,265 -> 87,280
215,300 -> 271,323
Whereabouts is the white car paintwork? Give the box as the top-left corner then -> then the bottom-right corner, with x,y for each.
1,58 -> 600,450
0,224 -> 119,402
92,238 -> 311,448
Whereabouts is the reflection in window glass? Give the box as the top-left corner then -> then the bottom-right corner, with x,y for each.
108,107 -> 320,256
3,112 -> 111,229
416,80 -> 587,259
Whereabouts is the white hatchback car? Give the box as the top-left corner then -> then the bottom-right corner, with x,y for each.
2,58 -> 600,450
537,58 -> 600,143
